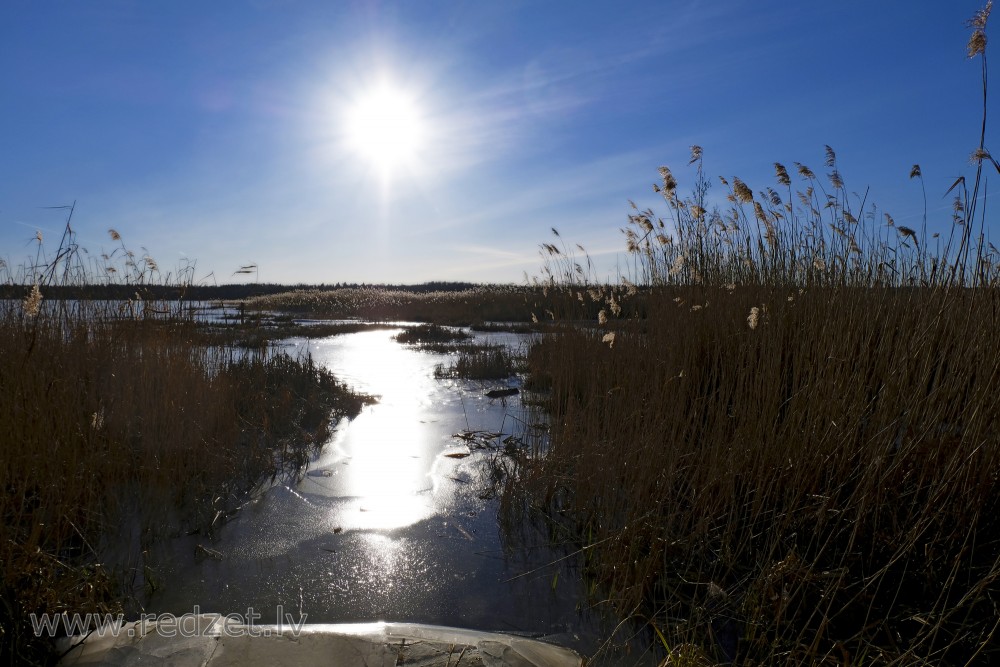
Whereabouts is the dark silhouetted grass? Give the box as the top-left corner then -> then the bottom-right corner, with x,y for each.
434,344 -> 524,380
244,284 -> 586,326
509,7 -> 1000,663
393,323 -> 471,345
0,228 -> 373,665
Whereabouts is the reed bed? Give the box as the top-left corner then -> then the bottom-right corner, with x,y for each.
244,284 -> 584,326
393,323 -> 471,345
510,8 -> 1000,663
0,232 -> 372,665
521,285 -> 1000,664
433,343 -> 525,380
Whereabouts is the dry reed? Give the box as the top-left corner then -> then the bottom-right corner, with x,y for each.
511,6 -> 1000,663
0,228 -> 371,665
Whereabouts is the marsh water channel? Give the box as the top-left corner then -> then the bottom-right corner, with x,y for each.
140,325 -> 654,663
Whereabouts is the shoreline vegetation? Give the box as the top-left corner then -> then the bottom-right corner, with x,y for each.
501,9 -> 999,664
392,324 -> 527,379
515,282 -> 1000,664
3,4 -> 997,665
0,239 -> 376,664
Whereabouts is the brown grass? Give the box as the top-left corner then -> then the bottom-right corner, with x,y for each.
520,286 -> 1000,663
434,343 -> 525,380
510,8 -> 1000,663
243,284 -> 587,326
0,233 -> 372,665
393,323 -> 471,345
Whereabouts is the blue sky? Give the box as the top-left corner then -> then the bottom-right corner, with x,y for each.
2,1 -> 996,284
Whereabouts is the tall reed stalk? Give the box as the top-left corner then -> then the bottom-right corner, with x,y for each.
516,5 -> 1000,664
0,224 -> 370,665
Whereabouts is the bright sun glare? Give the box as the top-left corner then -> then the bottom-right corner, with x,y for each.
345,83 -> 426,174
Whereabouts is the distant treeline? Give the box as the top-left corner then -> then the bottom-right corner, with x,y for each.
0,281 -> 499,301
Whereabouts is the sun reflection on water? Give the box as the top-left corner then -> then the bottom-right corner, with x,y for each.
298,329 -> 452,531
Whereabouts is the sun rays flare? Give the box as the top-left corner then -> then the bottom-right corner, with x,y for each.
344,80 -> 427,176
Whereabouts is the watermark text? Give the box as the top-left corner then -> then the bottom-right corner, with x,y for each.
31,606 -> 307,639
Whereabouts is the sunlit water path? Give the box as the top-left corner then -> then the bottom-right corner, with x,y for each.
143,327 -> 653,662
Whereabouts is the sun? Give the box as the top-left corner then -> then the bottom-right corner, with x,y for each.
344,82 -> 426,174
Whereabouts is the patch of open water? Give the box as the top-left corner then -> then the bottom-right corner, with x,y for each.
143,327 -> 657,664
